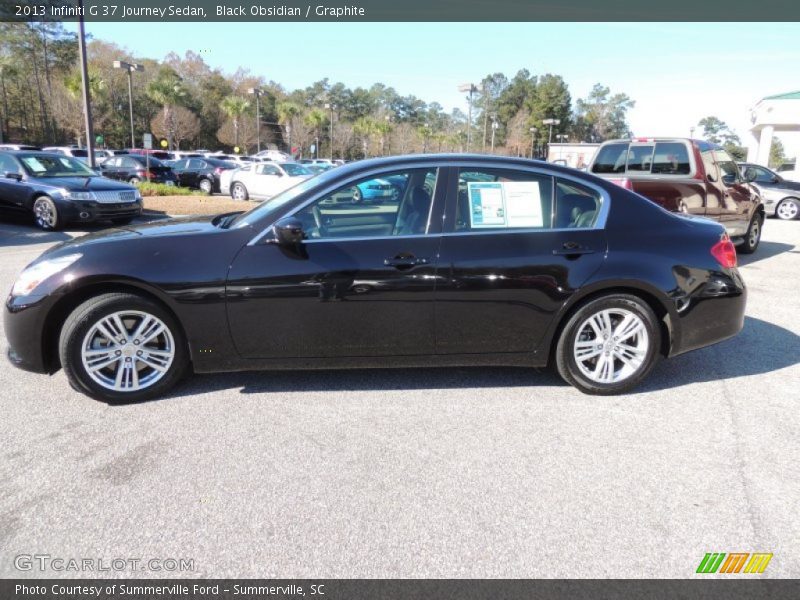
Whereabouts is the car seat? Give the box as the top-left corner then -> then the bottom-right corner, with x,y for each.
396,186 -> 431,235
556,194 -> 597,229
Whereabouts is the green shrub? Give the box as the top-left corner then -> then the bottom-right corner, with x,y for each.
135,182 -> 202,197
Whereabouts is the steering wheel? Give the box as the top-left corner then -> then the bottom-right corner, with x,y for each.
312,205 -> 326,237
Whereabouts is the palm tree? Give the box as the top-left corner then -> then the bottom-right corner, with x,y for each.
146,70 -> 187,150
276,101 -> 301,155
354,117 -> 378,159
219,95 -> 250,150
303,108 -> 327,159
63,69 -> 104,147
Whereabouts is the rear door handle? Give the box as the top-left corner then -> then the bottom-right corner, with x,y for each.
384,255 -> 430,269
553,242 -> 596,256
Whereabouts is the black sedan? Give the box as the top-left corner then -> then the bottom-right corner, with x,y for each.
4,154 -> 746,402
0,151 -> 142,230
98,154 -> 177,185
170,157 -> 237,193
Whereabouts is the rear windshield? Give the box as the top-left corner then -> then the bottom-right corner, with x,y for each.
592,141 -> 691,176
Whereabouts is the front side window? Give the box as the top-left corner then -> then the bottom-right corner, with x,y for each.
715,150 -> 740,186
294,167 -> 438,240
455,168 -> 554,231
749,166 -> 776,184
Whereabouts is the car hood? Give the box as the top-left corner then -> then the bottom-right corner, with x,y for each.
31,176 -> 136,191
41,214 -> 225,257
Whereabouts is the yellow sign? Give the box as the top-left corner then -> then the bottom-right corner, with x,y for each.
234,146 -> 240,154
160,139 -> 168,148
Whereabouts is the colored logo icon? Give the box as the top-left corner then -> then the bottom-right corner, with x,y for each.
696,552 -> 773,574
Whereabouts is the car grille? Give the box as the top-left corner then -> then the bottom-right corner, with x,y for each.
94,190 -> 137,204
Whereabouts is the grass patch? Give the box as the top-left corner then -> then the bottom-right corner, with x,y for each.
136,182 -> 200,197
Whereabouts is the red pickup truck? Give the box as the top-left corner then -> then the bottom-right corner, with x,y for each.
587,138 -> 764,253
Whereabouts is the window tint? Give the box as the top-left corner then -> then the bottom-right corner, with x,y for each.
715,150 -> 739,186
626,145 -> 654,172
591,143 -> 628,174
0,154 -> 19,174
121,157 -> 139,168
295,168 -> 437,239
172,159 -> 188,170
256,164 -> 280,176
554,179 -> 602,229
455,168 -> 554,231
651,142 -> 691,175
187,158 -> 205,169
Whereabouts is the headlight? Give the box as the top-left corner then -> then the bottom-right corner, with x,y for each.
58,188 -> 96,201
11,253 -> 82,297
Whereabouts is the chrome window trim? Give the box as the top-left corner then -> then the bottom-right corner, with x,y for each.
247,160 -> 610,246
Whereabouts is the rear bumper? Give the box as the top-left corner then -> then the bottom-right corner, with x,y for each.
670,269 -> 747,356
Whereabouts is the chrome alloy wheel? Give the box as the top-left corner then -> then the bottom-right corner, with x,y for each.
33,197 -> 57,229
81,311 -> 175,392
777,200 -> 799,220
573,308 -> 649,384
748,218 -> 761,247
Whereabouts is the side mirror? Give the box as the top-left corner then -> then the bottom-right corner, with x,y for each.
706,173 -> 717,183
5,172 -> 22,181
271,217 -> 305,245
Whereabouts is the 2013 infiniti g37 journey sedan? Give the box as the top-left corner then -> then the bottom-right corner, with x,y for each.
5,154 -> 746,402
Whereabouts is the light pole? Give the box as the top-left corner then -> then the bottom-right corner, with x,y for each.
690,126 -> 696,139
458,83 -> 477,152
324,102 -> 335,160
113,60 -> 144,149
77,1 -> 96,167
490,114 -> 498,153
248,88 -> 263,153
556,134 -> 568,161
542,118 -> 561,144
529,126 -> 537,158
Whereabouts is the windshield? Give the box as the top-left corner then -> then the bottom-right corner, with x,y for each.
230,167 -> 340,229
19,154 -> 97,177
280,163 -> 313,177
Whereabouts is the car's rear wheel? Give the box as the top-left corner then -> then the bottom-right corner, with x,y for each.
776,198 -> 799,220
59,293 -> 189,403
351,186 -> 363,203
32,195 -> 64,231
231,182 -> 249,201
198,178 -> 213,194
739,213 -> 763,254
555,294 -> 660,395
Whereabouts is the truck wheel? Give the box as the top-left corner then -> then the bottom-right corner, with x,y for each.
739,213 -> 763,254
776,198 -> 799,220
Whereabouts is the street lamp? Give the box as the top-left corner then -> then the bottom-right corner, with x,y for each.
490,114 -> 499,153
458,82 -> 478,152
324,102 -> 336,160
542,118 -> 561,144
248,87 -> 263,153
529,126 -> 537,159
113,60 -> 144,149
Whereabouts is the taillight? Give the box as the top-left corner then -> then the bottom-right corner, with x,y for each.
214,167 -> 223,174
143,171 -> 155,179
711,235 -> 737,268
609,177 -> 633,190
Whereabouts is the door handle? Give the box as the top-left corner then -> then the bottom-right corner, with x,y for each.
553,242 -> 596,256
384,255 -> 430,269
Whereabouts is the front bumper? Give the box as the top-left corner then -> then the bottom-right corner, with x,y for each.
57,199 -> 143,224
4,294 -> 53,374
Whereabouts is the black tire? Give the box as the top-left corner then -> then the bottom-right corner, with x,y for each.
738,213 -> 763,255
129,177 -> 141,184
231,182 -> 249,201
555,294 -> 661,395
110,217 -> 135,226
198,178 -> 213,194
775,198 -> 800,221
32,195 -> 64,231
351,186 -> 363,204
58,293 -> 189,403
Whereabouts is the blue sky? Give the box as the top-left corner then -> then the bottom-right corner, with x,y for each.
75,21 -> 800,154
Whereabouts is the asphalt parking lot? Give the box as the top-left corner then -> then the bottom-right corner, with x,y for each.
1,216 -> 798,579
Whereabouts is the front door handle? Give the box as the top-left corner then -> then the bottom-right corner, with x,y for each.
553,242 -> 596,256
384,254 -> 430,269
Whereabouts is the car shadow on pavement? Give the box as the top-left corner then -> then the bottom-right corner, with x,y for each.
104,316 -> 799,406
738,240 -> 795,266
0,214 -> 168,247
633,315 -> 800,394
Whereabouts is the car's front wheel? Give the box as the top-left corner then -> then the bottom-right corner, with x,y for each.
739,213 -> 763,254
776,198 -> 799,220
231,182 -> 249,201
59,293 -> 189,403
32,195 -> 64,231
555,294 -> 660,395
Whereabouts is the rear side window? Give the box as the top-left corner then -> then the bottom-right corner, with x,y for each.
591,143 -> 628,174
554,179 -> 603,229
651,142 -> 691,175
455,168 -> 554,231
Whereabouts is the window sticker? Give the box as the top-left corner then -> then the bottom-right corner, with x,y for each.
467,181 -> 543,229
21,157 -> 47,173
